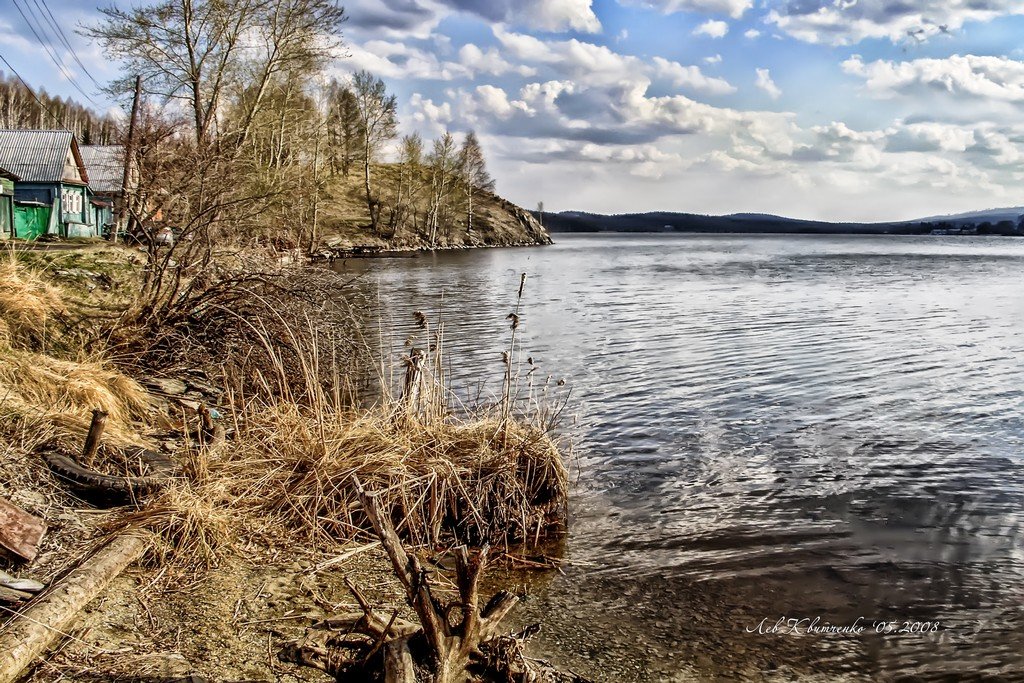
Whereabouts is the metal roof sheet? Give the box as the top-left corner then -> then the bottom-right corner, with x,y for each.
79,145 -> 124,193
0,129 -> 87,184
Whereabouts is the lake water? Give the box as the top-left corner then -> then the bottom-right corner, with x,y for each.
339,233 -> 1024,681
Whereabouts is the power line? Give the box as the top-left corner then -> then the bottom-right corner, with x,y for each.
14,0 -> 98,103
11,0 -> 100,106
33,0 -> 105,91
0,51 -> 72,132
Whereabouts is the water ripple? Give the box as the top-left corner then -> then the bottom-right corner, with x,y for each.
337,234 -> 1024,680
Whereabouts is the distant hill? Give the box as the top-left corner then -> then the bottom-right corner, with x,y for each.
918,206 -> 1024,226
533,207 -> 1024,237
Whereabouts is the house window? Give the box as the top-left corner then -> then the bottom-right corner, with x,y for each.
61,188 -> 84,218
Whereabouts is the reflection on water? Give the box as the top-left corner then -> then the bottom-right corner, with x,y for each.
336,234 -> 1024,680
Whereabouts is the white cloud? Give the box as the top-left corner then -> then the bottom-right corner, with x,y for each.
767,0 -> 1024,46
653,57 -> 735,95
342,40 -> 469,80
755,68 -> 782,99
519,0 -> 602,32
408,92 -> 453,135
693,19 -> 730,38
343,0 -> 601,36
744,28 -> 761,39
704,54 -> 723,65
493,28 -> 735,95
474,84 -> 516,117
458,43 -> 537,77
842,54 -> 1024,102
622,0 -> 752,20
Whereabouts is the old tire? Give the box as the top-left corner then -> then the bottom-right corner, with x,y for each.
41,447 -> 178,505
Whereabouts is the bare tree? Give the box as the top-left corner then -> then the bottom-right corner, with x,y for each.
351,70 -> 397,234
325,81 -> 363,175
86,0 -> 255,145
386,133 -> 422,239
457,130 -> 494,236
85,0 -> 344,148
426,131 -> 458,246
229,0 -> 345,148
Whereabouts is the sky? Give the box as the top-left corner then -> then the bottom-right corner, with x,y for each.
4,0 -> 1024,221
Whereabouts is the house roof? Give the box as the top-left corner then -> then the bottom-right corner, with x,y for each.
0,165 -> 19,182
0,129 -> 88,185
80,145 -> 124,193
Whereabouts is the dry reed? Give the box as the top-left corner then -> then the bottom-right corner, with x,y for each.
224,402 -> 567,549
216,303 -> 569,552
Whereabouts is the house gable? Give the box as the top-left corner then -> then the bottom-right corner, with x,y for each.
63,146 -> 87,185
0,129 -> 88,185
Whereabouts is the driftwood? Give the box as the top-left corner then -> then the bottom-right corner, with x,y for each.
0,531 -> 154,683
0,586 -> 33,604
0,496 -> 46,563
280,477 -> 522,683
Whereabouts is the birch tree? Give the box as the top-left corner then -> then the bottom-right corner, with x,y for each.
351,70 -> 397,234
426,131 -> 458,246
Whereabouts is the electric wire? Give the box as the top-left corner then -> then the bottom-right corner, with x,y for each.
33,0 -> 105,90
0,50 -> 72,132
11,0 -> 100,106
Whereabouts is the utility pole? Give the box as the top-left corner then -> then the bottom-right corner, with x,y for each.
116,75 -> 142,243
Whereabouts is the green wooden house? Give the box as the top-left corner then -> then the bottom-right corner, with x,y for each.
0,129 -> 95,239
0,166 -> 16,239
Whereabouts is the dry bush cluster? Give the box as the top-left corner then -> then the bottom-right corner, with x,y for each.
109,312 -> 568,574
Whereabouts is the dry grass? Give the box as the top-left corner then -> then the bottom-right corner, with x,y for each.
0,250 -> 66,349
225,402 -> 567,550
0,350 -> 151,446
0,255 -> 152,456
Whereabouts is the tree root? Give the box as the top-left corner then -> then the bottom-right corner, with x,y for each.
278,477 -> 592,683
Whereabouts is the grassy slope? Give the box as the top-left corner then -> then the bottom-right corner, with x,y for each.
318,164 -> 552,251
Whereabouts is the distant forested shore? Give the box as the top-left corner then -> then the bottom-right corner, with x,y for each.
534,209 -> 1024,236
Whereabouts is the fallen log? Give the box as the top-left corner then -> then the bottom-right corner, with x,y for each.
0,530 -> 154,683
0,496 -> 46,563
